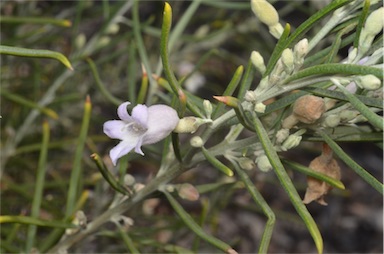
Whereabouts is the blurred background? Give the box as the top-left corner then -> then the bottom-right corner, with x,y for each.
1,1 -> 382,253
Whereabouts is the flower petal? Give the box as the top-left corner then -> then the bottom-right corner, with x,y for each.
103,120 -> 126,140
117,102 -> 133,121
109,140 -> 137,166
142,105 -> 179,145
134,137 -> 145,155
131,104 -> 148,128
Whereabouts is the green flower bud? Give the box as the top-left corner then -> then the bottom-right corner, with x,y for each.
251,0 -> 279,26
364,7 -> 384,36
106,23 -> 120,34
281,133 -> 302,151
293,38 -> 308,71
174,117 -> 212,133
237,157 -> 255,170
244,90 -> 257,102
251,51 -> 266,74
340,110 -> 359,122
203,100 -> 212,119
281,48 -> 294,73
322,114 -> 341,128
255,154 -> 272,172
355,74 -> 382,90
75,33 -> 86,50
269,23 -> 284,39
254,102 -> 266,113
276,128 -> 290,144
177,183 -> 199,201
359,7 -> 384,53
347,47 -> 358,63
190,136 -> 204,147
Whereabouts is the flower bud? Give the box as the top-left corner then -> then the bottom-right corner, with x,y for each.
190,136 -> 204,147
294,38 -> 309,59
177,183 -> 200,201
269,23 -> 284,39
254,102 -> 266,113
281,129 -> 305,151
281,48 -> 294,73
213,95 -> 239,108
74,33 -> 86,50
251,0 -> 279,26
322,114 -> 341,128
255,154 -> 272,172
251,0 -> 283,39
293,95 -> 326,124
363,7 -> 384,37
339,110 -> 359,122
124,174 -> 135,186
276,128 -> 290,144
251,51 -> 266,74
106,23 -> 120,34
354,74 -> 382,90
359,7 -> 384,53
244,90 -> 258,102
66,211 -> 87,235
347,47 -> 358,63
203,100 -> 212,119
237,157 -> 255,170
174,117 -> 212,134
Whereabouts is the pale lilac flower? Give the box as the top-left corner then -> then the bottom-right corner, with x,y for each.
103,102 -> 179,165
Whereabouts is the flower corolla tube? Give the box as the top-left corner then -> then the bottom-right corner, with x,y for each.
103,101 -> 179,165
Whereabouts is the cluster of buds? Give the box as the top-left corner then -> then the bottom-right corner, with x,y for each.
249,38 -> 309,103
250,0 -> 283,39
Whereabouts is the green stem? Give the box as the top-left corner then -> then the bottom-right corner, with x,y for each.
251,112 -> 323,254
230,160 -> 275,254
25,121 -> 50,252
65,96 -> 92,217
319,130 -> 383,194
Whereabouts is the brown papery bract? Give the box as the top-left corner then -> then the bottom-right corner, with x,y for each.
303,143 -> 341,205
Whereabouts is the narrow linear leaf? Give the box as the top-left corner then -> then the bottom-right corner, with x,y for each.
282,159 -> 345,190
304,87 -> 383,109
86,58 -> 123,106
90,153 -> 131,196
0,16 -> 72,27
65,96 -> 92,217
163,190 -> 236,254
284,64 -> 383,83
319,131 -> 383,194
1,89 -> 58,119
0,45 -> 73,70
231,160 -> 275,254
0,216 -> 76,229
202,147 -> 234,177
26,121 -> 50,251
212,65 -> 244,118
251,113 -> 323,254
237,58 -> 256,99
